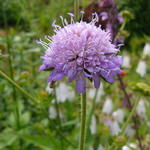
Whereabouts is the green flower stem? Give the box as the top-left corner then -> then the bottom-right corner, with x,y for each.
79,93 -> 87,150
108,98 -> 139,150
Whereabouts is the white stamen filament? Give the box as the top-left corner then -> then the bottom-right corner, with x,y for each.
64,19 -> 68,25
36,39 -> 49,49
68,13 -> 75,24
80,11 -> 85,21
60,16 -> 65,27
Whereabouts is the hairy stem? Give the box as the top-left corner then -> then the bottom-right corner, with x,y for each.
79,93 -> 87,150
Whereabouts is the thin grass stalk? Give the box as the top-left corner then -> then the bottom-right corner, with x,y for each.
79,93 -> 87,150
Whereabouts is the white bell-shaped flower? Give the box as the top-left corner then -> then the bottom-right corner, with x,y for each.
136,99 -> 146,118
143,43 -> 150,57
90,115 -> 97,134
136,60 -> 147,77
102,97 -> 113,114
112,109 -> 125,123
122,55 -> 130,68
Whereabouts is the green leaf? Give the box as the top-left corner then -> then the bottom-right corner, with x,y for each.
0,132 -> 18,149
136,82 -> 150,95
20,112 -> 31,126
138,123 -> 148,135
21,135 -> 60,150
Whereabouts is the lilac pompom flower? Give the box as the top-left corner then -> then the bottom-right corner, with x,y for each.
38,12 -> 122,93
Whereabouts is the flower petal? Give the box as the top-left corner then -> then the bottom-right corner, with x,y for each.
39,64 -> 46,71
48,70 -> 64,82
67,69 -> 77,82
76,77 -> 86,93
93,73 -> 100,88
99,69 -> 120,83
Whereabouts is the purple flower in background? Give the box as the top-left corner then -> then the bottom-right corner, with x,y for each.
100,12 -> 108,21
38,13 -> 122,93
83,0 -> 123,44
99,0 -> 115,8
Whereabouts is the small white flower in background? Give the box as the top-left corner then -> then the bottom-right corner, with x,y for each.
102,97 -> 113,114
124,124 -> 135,137
122,143 -> 137,150
122,55 -> 130,68
14,36 -> 21,42
46,82 -> 54,94
136,99 -> 146,119
104,119 -> 120,136
49,105 -> 66,121
48,106 -> 57,119
129,143 -> 137,149
56,82 -> 75,102
89,146 -> 94,150
147,121 -> 150,127
90,115 -> 97,134
46,82 -> 75,102
88,89 -> 96,99
136,60 -> 147,77
97,145 -> 105,150
143,43 -> 150,57
122,146 -> 130,150
110,121 -> 120,136
112,109 -> 125,123
96,83 -> 105,103
88,83 -> 104,103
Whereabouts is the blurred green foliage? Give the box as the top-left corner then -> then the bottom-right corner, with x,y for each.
118,0 -> 150,36
0,0 -> 29,29
0,0 -> 150,150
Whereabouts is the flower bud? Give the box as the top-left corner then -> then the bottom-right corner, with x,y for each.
114,136 -> 127,146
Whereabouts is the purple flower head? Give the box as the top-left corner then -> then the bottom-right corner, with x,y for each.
117,14 -> 123,23
38,13 -> 122,93
99,0 -> 115,8
100,12 -> 108,21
